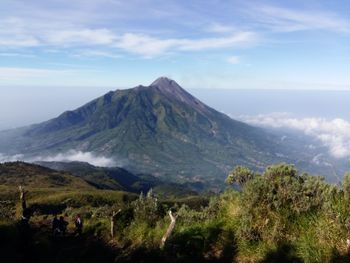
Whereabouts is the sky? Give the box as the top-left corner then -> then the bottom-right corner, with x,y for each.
1,0 -> 350,89
1,0 -> 350,162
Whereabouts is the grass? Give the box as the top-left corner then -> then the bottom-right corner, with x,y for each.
2,164 -> 350,262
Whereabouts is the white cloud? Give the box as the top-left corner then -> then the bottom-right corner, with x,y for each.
0,150 -> 116,167
36,150 -> 116,167
251,5 -> 350,33
0,13 -> 257,58
206,22 -> 236,33
0,37 -> 40,47
239,113 -> 350,158
0,17 -> 40,47
73,49 -> 121,58
0,153 -> 24,162
115,33 -> 178,57
227,55 -> 240,64
0,52 -> 35,57
46,28 -> 116,45
178,32 -> 256,51
116,32 -> 256,57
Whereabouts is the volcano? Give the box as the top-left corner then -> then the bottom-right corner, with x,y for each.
0,77 -> 297,187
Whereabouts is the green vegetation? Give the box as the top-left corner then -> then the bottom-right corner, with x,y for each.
0,161 -> 93,189
36,161 -> 198,196
2,162 -> 350,262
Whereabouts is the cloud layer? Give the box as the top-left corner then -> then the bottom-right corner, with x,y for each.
0,150 -> 116,167
3,1 -> 350,58
0,18 -> 257,58
251,5 -> 350,33
239,113 -> 350,158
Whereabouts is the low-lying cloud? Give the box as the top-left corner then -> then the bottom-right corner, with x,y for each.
0,150 -> 117,167
36,150 -> 117,167
0,153 -> 25,162
239,113 -> 350,159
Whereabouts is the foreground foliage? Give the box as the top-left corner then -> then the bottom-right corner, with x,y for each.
1,163 -> 350,262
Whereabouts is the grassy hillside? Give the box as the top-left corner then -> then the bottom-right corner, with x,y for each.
2,163 -> 350,262
36,161 -> 198,196
36,161 -> 151,191
0,161 -> 93,189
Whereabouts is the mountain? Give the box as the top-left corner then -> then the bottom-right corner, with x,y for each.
0,77 -> 337,187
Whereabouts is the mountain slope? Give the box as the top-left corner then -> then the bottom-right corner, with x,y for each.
0,77 -> 306,186
0,161 -> 93,189
35,161 -> 197,196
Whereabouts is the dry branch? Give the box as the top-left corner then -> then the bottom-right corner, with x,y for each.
160,210 -> 177,248
110,209 -> 122,238
18,185 -> 27,217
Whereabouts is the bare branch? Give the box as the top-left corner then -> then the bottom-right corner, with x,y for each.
19,185 -> 27,215
110,209 -> 122,238
160,210 -> 177,248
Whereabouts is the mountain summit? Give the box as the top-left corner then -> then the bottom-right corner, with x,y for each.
137,77 -> 208,113
0,77 -> 294,188
150,77 -> 191,100
150,77 -> 192,102
151,76 -> 178,88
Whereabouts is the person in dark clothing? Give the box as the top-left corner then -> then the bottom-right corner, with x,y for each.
74,214 -> 83,236
18,215 -> 31,240
52,215 -> 60,236
58,216 -> 68,236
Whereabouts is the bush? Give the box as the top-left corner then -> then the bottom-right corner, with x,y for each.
131,189 -> 165,226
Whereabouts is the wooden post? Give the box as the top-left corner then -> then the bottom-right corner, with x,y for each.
110,209 -> 122,238
160,210 -> 177,248
19,185 -> 27,217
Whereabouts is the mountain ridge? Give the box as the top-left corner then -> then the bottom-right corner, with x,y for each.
0,161 -> 94,189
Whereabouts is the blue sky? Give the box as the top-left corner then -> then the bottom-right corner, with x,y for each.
1,0 -> 350,90
1,0 -> 350,162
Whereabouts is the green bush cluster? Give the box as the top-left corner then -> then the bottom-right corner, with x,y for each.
226,163 -> 350,262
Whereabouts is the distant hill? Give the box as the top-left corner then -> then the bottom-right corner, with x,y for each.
36,161 -> 198,197
0,77 -> 340,187
0,161 -> 93,189
36,161 -> 147,191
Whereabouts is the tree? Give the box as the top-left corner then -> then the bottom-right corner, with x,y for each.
226,165 -> 256,187
263,163 -> 298,180
132,188 -> 162,226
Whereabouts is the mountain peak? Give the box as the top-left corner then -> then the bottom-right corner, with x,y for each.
150,77 -> 183,94
149,76 -> 186,95
150,76 -> 176,87
149,76 -> 207,113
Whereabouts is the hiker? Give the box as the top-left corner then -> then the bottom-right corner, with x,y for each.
52,215 -> 60,236
74,214 -> 83,236
58,216 -> 68,236
18,215 -> 31,241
